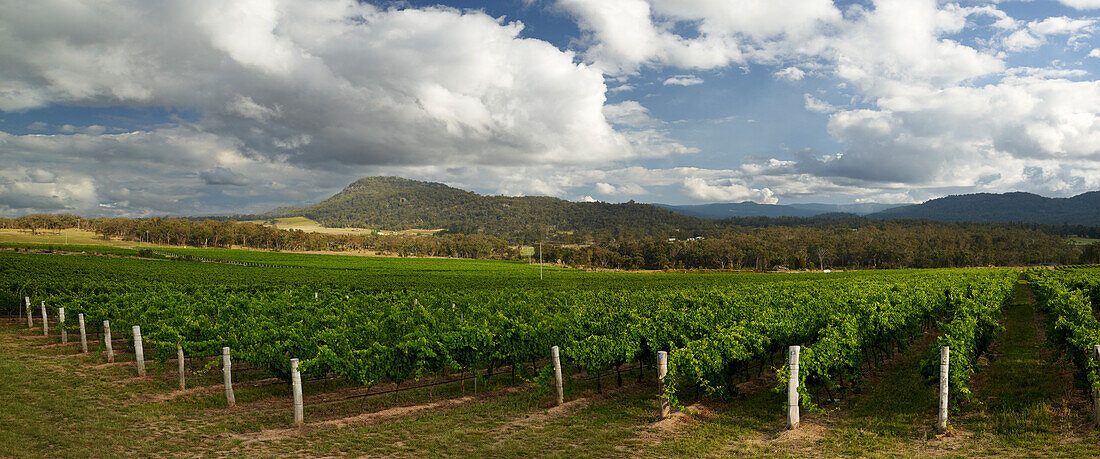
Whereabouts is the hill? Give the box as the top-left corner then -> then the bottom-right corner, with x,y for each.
868,191 -> 1100,225
658,202 -> 899,219
268,176 -> 715,243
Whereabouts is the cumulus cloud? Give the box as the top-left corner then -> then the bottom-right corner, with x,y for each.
803,94 -> 836,113
557,0 -> 840,74
662,75 -> 704,86
775,66 -> 806,81
3,0 -> 1100,214
603,101 -> 656,128
1057,1 -> 1100,10
744,76 -> 1100,197
0,166 -> 98,214
1003,16 -> 1096,52
0,1 -> 665,173
0,0 -> 710,216
681,177 -> 777,204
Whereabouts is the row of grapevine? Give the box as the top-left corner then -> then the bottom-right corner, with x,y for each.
2,251 -> 1018,409
665,271 -> 1016,409
1026,268 -> 1100,391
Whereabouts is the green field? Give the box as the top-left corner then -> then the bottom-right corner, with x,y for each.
1,247 -> 1098,456
1068,237 -> 1100,246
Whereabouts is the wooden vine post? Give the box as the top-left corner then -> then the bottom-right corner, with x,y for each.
937,346 -> 950,433
223,347 -> 236,407
787,346 -> 800,429
291,358 -> 304,427
25,297 -> 32,328
177,342 -> 186,390
103,320 -> 114,363
658,351 -> 670,419
40,302 -> 48,336
78,313 -> 88,353
59,307 -> 67,344
1093,345 -> 1100,429
132,325 -> 145,377
551,346 -> 564,406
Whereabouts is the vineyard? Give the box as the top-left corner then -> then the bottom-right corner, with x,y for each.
1,249 -> 1098,456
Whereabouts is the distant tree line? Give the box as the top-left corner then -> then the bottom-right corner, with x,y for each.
540,222 -> 1085,270
0,215 -> 517,260
0,214 -> 1096,269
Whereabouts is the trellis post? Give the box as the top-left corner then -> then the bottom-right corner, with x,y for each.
291,358 -> 304,426
103,320 -> 114,363
133,325 -> 145,377
59,307 -> 67,344
937,346 -> 950,433
78,314 -> 87,353
658,351 -> 670,419
788,346 -> 800,429
551,346 -> 564,406
223,347 -> 236,407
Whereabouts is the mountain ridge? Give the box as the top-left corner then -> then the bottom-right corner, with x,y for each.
267,176 -> 715,243
268,177 -> 1100,241
656,201 -> 901,219
866,191 -> 1100,225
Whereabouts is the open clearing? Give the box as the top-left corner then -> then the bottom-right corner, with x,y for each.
243,216 -> 443,236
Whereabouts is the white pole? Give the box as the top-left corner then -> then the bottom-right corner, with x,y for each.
658,351 -> 670,419
291,358 -> 304,426
223,347 -> 236,407
78,314 -> 87,353
40,302 -> 48,336
551,346 -> 564,406
788,346 -> 800,429
177,342 -> 186,390
937,346 -> 950,432
103,320 -> 114,363
132,325 -> 145,377
539,242 -> 543,280
59,307 -> 67,344
25,297 -> 32,328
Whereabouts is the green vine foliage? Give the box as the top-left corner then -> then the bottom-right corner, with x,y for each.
1026,267 -> 1100,392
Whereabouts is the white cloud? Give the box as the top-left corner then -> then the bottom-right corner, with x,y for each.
603,101 -> 656,128
1004,29 -> 1042,52
0,165 -> 99,214
680,177 -> 777,204
3,0 -> 1100,214
1090,48 -> 1100,58
803,94 -> 836,113
557,0 -> 840,74
1056,1 -> 1100,11
662,75 -> 704,86
1004,16 -> 1096,52
775,66 -> 806,81
0,0 -> 672,173
594,181 -> 647,196
854,192 -> 920,204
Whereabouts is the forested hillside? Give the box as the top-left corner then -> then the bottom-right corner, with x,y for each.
269,176 -> 715,243
869,191 -> 1100,225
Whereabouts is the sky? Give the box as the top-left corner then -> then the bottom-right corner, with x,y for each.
1,0 -> 1099,217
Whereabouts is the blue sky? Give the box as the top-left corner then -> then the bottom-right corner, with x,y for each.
1,0 -> 1099,217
